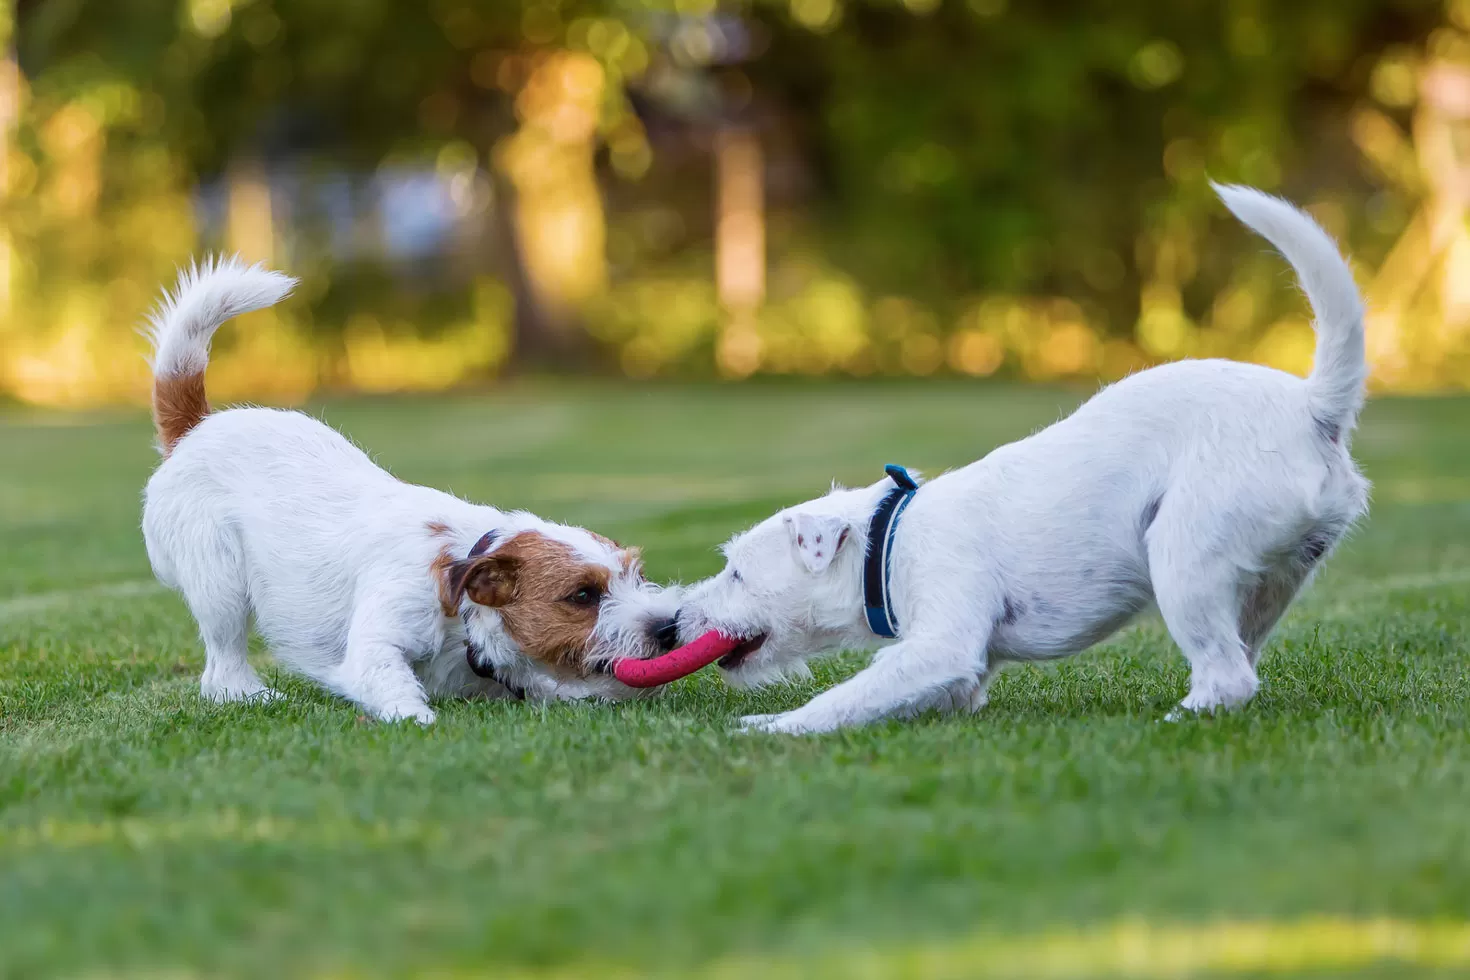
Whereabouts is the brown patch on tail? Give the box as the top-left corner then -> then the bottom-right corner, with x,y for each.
153,372 -> 209,455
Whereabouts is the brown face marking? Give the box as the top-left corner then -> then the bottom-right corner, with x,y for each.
426,520 -> 452,538
153,372 -> 209,455
435,531 -> 612,675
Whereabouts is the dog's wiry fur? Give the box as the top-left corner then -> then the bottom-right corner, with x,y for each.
676,185 -> 1371,734
141,257 -> 679,724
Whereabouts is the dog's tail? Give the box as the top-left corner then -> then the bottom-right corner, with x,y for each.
145,256 -> 297,456
1213,182 -> 1367,441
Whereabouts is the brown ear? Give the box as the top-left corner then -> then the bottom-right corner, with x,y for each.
444,554 -> 521,610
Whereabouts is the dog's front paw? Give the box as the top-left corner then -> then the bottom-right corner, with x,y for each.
378,702 -> 437,726
736,710 -> 837,735
735,712 -> 783,733
201,680 -> 282,704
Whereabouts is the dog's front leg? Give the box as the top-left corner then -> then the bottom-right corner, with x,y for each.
740,628 -> 991,735
328,605 -> 437,725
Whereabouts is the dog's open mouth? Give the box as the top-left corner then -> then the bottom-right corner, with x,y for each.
718,633 -> 768,670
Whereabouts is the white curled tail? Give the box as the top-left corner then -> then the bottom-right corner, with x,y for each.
1212,183 -> 1367,442
145,256 -> 297,454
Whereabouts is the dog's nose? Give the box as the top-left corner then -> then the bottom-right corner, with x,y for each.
650,616 -> 680,653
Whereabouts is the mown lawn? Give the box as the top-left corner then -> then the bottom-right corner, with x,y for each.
1,381 -> 1467,979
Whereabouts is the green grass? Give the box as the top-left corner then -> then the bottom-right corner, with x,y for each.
1,381 -> 1468,979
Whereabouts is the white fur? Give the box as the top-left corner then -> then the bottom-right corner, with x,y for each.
141,260 -> 678,724
677,184 -> 1371,734
144,255 -> 298,380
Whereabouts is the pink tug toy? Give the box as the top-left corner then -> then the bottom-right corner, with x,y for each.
613,631 -> 742,688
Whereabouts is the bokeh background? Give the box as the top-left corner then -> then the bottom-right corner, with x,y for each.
7,5 -> 1470,976
3,0 -> 1470,405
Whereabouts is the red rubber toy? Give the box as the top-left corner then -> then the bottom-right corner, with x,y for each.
613,630 -> 742,688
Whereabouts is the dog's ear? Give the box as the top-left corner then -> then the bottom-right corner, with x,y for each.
784,512 -> 850,574
445,554 -> 521,609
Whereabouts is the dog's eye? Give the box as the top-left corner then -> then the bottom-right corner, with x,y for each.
730,569 -> 743,583
565,585 -> 604,607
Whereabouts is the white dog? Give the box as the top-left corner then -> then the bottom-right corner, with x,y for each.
141,258 -> 681,724
676,184 -> 1370,734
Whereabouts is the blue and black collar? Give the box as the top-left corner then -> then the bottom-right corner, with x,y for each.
863,464 -> 919,639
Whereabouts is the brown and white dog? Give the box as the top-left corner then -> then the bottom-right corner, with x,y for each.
140,258 -> 680,724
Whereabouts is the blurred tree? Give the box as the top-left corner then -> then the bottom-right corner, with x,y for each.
738,0 -> 1445,342
14,0 -> 647,369
5,0 -> 1469,400
0,1 -> 16,313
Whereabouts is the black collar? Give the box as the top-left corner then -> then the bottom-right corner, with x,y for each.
464,637 -> 526,700
459,529 -> 526,699
863,464 -> 919,638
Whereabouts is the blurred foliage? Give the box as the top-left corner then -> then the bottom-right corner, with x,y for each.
2,0 -> 1470,405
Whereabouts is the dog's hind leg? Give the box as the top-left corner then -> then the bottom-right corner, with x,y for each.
1238,524 -> 1343,666
177,529 -> 278,703
1238,566 -> 1312,667
1147,525 -> 1259,716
